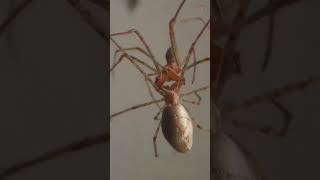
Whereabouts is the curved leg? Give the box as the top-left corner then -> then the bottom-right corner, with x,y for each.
182,19 -> 210,75
110,52 -> 161,109
223,77 -> 320,137
186,57 -> 210,71
112,47 -> 159,78
110,54 -> 156,73
111,37 -> 164,94
261,0 -> 276,72
182,91 -> 202,105
111,29 -> 161,73
184,105 -> 209,131
175,16 -> 211,84
153,116 -> 162,157
168,0 -> 187,67
232,98 -> 293,137
110,85 -> 209,119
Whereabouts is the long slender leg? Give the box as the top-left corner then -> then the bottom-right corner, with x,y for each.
110,54 -> 156,73
222,77 -> 320,113
111,85 -> 210,119
184,105 -> 209,131
186,57 -> 210,71
110,56 -> 161,111
223,77 -> 320,136
243,0 -> 303,30
168,0 -> 187,67
183,88 -> 210,132
113,54 -> 153,82
179,17 -> 206,25
191,49 -> 197,84
110,42 -> 162,110
145,75 -> 162,109
269,98 -> 292,136
0,0 -> 33,37
0,133 -> 108,179
232,99 -> 293,137
233,98 -> 293,137
261,0 -> 276,72
232,102 -> 292,137
182,91 -> 202,105
111,30 -> 161,73
178,17 -> 210,32
176,16 -> 211,84
211,45 -> 225,100
113,47 -> 156,69
213,1 -> 251,101
154,106 -> 165,120
153,115 -> 163,157
113,47 -> 163,72
223,0 -> 303,36
212,0 -> 224,20
110,53 -> 160,109
110,37 -> 164,95
182,19 -> 210,75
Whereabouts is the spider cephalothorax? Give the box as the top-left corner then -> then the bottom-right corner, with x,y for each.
165,46 -> 176,64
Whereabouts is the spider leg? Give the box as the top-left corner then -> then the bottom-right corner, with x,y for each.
222,77 -> 320,136
212,0 -> 225,20
211,45 -> 225,100
144,75 -> 162,109
182,19 -> 210,76
112,47 -> 159,78
111,29 -> 161,73
231,100 -> 293,137
184,105 -> 209,132
110,38 -> 168,112
153,106 -> 165,121
110,54 -> 156,73
110,85 -> 209,119
110,42 -> 163,110
261,0 -> 276,72
182,91 -> 202,106
191,49 -> 197,84
153,116 -> 162,157
185,57 -> 210,71
222,77 -> 320,113
179,17 -> 206,25
113,47 -> 156,68
168,0 -> 188,67
214,1 -> 250,99
178,16 -> 230,40
111,37 -> 163,92
0,0 -> 33,37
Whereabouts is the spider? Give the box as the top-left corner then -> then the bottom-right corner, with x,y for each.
110,0 -> 210,157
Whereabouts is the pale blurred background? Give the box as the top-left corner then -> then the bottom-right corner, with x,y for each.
110,0 -> 210,180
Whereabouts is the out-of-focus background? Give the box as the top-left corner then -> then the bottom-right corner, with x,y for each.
0,0 -> 107,179
110,0 -> 210,180
219,0 -> 320,180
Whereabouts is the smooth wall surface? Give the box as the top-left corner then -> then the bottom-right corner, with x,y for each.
110,0 -> 210,180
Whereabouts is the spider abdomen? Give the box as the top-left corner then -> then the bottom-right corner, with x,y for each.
161,104 -> 193,153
